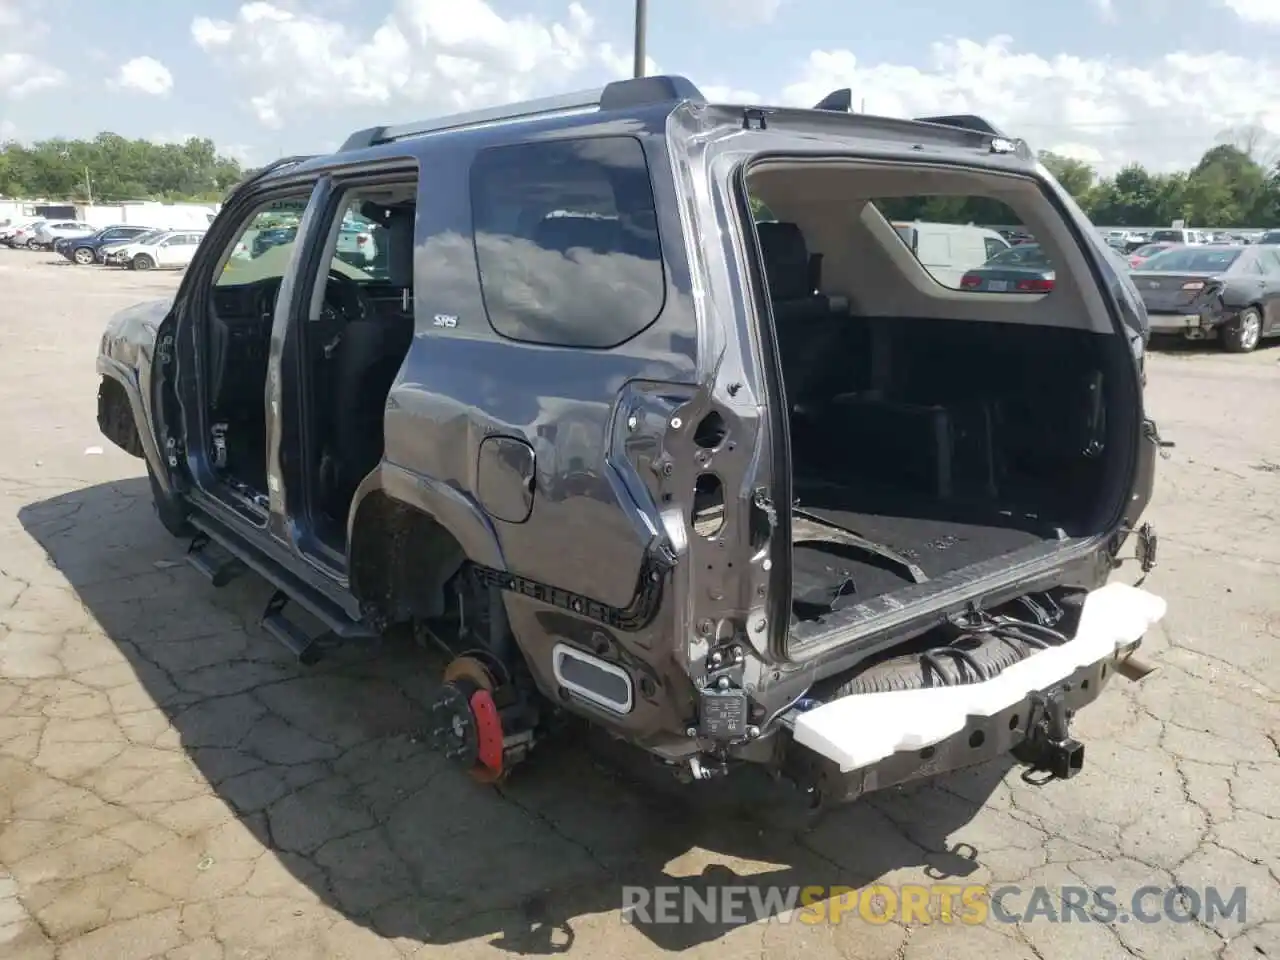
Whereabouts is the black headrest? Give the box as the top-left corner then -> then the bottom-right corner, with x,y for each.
755,221 -> 813,300
534,216 -> 620,255
384,209 -> 414,288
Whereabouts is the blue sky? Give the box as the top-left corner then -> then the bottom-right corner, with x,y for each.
1,0 -> 1278,173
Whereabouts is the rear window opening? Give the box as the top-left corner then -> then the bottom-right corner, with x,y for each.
741,159 -> 1139,653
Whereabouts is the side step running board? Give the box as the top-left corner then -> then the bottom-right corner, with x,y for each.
184,511 -> 379,644
261,590 -> 324,665
186,531 -> 245,587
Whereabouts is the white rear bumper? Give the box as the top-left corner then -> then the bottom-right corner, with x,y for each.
792,583 -> 1166,773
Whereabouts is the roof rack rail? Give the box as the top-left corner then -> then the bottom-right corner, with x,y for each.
339,75 -> 705,152
912,114 -> 1008,137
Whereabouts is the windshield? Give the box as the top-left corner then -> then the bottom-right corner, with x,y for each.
1148,230 -> 1185,243
1141,247 -> 1241,272
985,243 -> 1050,267
1131,243 -> 1171,258
1260,231 -> 1280,245
126,230 -> 167,245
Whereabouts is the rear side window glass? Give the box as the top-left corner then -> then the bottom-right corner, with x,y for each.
470,135 -> 666,348
872,197 -> 1054,294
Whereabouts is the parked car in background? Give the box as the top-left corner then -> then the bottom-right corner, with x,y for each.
0,218 -> 44,245
112,229 -> 207,271
29,220 -> 96,250
959,241 -> 1055,292
892,221 -> 1011,286
2,220 -> 50,248
1134,244 -> 1280,352
251,225 -> 297,258
1128,242 -> 1178,269
57,225 -> 160,265
335,220 -> 377,265
1258,230 -> 1280,245
1147,228 -> 1206,246
100,228 -> 169,265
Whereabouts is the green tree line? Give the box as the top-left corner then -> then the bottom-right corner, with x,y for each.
6,130 -> 1280,227
0,133 -> 246,203
877,139 -> 1280,229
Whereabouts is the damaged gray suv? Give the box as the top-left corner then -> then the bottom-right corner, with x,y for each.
96,75 -> 1166,808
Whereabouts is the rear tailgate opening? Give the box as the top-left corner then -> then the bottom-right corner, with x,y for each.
742,158 -> 1142,659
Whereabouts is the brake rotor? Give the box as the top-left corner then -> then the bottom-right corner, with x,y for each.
429,656 -> 506,783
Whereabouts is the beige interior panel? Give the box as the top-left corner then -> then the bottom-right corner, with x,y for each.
746,160 -> 1114,333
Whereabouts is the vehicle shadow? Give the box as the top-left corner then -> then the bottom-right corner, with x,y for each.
18,477 -> 1014,953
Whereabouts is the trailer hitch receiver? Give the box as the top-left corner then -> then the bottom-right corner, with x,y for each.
1018,686 -> 1085,781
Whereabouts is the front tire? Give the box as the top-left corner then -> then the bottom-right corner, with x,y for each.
1221,307 -> 1262,353
73,247 -> 95,265
131,254 -> 154,271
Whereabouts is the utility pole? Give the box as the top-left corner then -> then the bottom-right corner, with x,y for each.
83,166 -> 92,205
633,0 -> 647,78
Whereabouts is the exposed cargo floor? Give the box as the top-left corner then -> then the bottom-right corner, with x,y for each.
790,478 -> 1050,619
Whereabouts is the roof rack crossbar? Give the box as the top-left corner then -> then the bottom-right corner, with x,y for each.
339,75 -> 706,152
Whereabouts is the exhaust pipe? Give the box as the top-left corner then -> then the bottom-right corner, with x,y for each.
1113,638 -> 1157,681
1114,655 -> 1157,681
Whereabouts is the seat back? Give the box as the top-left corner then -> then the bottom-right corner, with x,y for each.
327,315 -> 414,511
755,222 -> 853,407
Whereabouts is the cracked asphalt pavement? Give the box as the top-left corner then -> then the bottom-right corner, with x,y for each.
0,248 -> 1276,959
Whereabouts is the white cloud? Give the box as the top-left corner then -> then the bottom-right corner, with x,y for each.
701,0 -> 785,24
1220,0 -> 1280,26
596,42 -> 659,80
0,1 -> 64,99
702,84 -> 763,103
187,3 -> 1280,175
1047,142 -> 1106,165
193,0 -> 603,128
0,53 -> 64,99
114,56 -> 174,96
780,37 -> 1280,173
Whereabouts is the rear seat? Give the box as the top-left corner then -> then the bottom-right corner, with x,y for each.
755,222 -> 855,408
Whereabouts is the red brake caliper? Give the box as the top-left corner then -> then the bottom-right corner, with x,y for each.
468,689 -> 504,782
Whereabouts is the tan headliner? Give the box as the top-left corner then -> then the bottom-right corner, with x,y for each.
747,159 -> 1113,333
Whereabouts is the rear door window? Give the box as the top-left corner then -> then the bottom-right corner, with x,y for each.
1257,249 -> 1280,274
469,135 -> 666,348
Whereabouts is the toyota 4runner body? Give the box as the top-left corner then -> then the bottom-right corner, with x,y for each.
96,75 -> 1165,808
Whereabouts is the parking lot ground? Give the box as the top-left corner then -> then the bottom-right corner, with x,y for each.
0,247 -> 1277,960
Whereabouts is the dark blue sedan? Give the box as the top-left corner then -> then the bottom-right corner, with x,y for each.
57,225 -> 158,265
